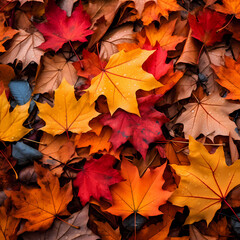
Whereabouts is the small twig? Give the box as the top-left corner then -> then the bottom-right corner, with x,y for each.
68,40 -> 84,69
23,138 -> 47,146
156,140 -> 225,146
0,150 -> 18,179
217,14 -> 234,33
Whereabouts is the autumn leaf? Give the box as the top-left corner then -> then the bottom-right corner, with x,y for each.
213,0 -> 240,19
106,159 -> 172,219
34,53 -> 78,94
188,9 -> 227,46
175,89 -> 240,140
145,19 -> 186,50
0,85 -> 31,142
100,94 -> 168,159
73,154 -> 123,206
0,12 -> 18,52
36,79 -> 100,136
0,198 -> 20,240
141,0 -> 182,25
39,133 -> 78,176
73,49 -> 107,80
169,136 -> 240,225
22,205 -> 99,240
95,220 -> 121,240
86,48 -> 163,116
142,41 -> 173,80
211,55 -> 240,100
35,0 -> 93,51
0,29 -> 44,69
5,163 -> 73,234
75,126 -> 112,155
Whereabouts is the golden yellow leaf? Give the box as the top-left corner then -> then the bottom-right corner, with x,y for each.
36,79 -> 100,136
86,49 -> 162,116
169,136 -> 240,225
0,88 -> 30,142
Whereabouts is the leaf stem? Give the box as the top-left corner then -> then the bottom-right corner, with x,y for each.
217,14 -> 234,33
223,198 -> 240,222
55,215 -> 80,229
68,41 -> 84,69
23,138 -> 47,146
156,140 -> 225,146
0,150 -> 18,179
0,1 -> 10,11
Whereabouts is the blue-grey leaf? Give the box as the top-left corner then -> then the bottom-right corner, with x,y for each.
12,142 -> 43,165
9,80 -> 32,105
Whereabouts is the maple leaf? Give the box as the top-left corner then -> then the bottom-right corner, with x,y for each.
141,0 -> 183,25
75,126 -> 112,154
83,0 -> 121,48
86,48 -> 162,116
188,9 -> 227,46
73,154 -> 123,206
101,94 -> 168,159
39,133 -> 78,176
5,163 -> 73,234
213,0 -> 240,19
142,41 -> 173,80
169,136 -> 240,225
106,159 -> 172,219
175,90 -> 240,140
95,220 -> 121,240
0,13 -> 19,52
0,198 -> 20,240
0,29 -> 44,69
35,0 -> 93,51
145,19 -> 186,50
0,64 -> 15,89
72,49 -> 107,80
211,55 -> 240,100
36,79 -> 100,136
34,54 -> 78,94
22,205 -> 99,240
0,85 -> 31,142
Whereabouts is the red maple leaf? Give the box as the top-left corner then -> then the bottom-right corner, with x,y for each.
142,40 -> 173,80
100,95 -> 168,159
73,49 -> 107,80
35,0 -> 93,51
73,155 -> 123,206
188,8 -> 227,46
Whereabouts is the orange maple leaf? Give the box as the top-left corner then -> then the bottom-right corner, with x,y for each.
213,0 -> 240,19
212,55 -> 240,100
0,13 -> 19,52
5,163 -> 73,234
106,159 -> 172,219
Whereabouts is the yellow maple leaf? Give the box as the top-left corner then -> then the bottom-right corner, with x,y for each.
169,136 -> 240,225
36,79 -> 100,136
86,49 -> 162,116
0,87 -> 30,142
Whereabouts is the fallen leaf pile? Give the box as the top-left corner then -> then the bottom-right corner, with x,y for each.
1,0 -> 240,239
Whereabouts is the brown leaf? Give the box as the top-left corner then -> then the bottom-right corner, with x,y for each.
34,53 -> 78,94
0,29 -> 44,69
95,220 -> 121,240
22,205 -> 99,240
